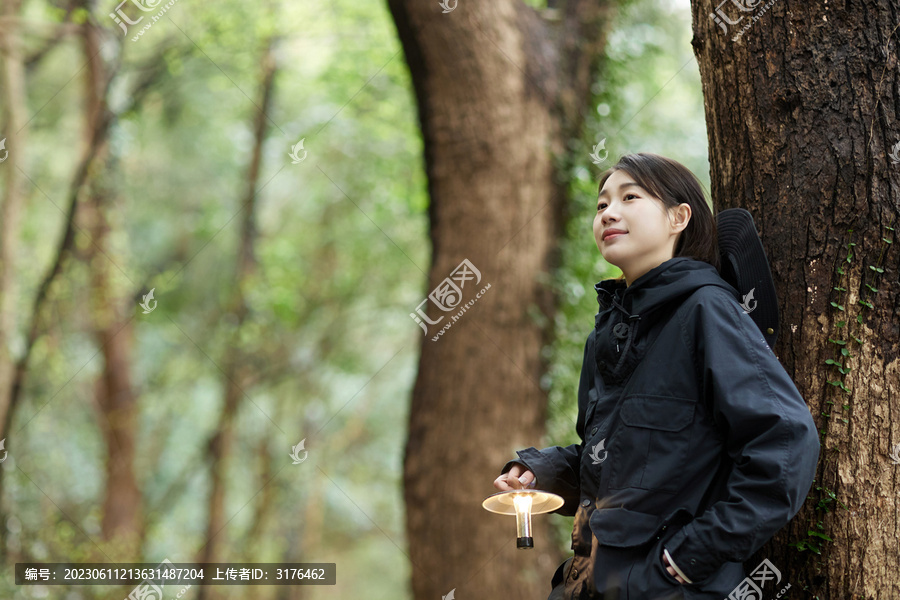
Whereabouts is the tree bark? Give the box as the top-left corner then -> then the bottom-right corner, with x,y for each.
689,3 -> 900,597
387,1 -> 611,597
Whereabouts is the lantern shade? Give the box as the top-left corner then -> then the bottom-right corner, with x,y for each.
482,489 -> 564,515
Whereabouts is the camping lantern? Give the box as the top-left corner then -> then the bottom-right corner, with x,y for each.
482,489 -> 564,549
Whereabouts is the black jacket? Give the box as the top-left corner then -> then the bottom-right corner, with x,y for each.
502,257 -> 819,599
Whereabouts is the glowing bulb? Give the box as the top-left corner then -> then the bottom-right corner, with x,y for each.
513,492 -> 534,549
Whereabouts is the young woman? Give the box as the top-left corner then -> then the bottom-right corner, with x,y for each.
493,153 -> 819,599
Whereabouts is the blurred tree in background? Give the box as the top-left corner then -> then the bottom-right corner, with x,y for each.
0,0 -> 705,598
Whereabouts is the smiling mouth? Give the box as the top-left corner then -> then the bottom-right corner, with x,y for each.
603,232 -> 626,241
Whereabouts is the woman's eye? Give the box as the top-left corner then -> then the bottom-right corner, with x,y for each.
597,195 -> 636,211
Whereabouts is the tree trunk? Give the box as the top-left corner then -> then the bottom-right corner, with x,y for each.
0,0 -> 28,568
80,8 -> 143,558
0,0 -> 27,443
0,0 -> 165,562
387,1 -> 611,597
196,41 -> 276,596
0,5 -> 116,551
690,3 -> 900,597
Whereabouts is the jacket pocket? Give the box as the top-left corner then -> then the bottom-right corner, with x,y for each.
589,507 -> 662,548
609,395 -> 695,492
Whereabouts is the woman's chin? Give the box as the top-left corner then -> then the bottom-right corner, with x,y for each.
598,252 -> 625,269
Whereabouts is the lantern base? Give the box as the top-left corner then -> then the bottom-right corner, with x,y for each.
517,536 -> 534,549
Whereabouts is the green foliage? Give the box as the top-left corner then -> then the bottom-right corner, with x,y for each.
804,219 -> 895,562
3,0 -> 425,597
789,485 -> 847,555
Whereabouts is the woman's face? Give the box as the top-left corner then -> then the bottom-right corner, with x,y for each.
593,170 -> 690,285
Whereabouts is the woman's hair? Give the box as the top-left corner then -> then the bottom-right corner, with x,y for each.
597,152 -> 719,272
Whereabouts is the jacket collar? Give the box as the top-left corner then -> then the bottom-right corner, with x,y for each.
594,257 -> 738,317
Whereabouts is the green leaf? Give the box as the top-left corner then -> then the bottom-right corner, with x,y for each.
857,315 -> 863,324
858,299 -> 874,309
830,302 -> 844,311
883,238 -> 892,244
808,530 -> 833,541
840,347 -> 851,356
852,336 -> 862,344
837,267 -> 844,275
835,320 -> 846,328
865,284 -> 878,293
824,359 -> 840,366
828,338 -> 847,345
833,286 -> 846,292
838,367 -> 850,375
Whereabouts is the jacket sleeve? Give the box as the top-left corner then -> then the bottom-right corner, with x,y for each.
498,334 -> 594,517
665,293 -> 820,583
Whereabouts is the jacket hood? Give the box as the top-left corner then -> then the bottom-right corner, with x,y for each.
594,256 -> 738,317
592,257 -> 739,383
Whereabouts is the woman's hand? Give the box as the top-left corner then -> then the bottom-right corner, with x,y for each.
662,551 -> 688,584
493,463 -> 536,491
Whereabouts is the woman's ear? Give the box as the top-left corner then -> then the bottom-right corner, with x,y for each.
670,203 -> 691,233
